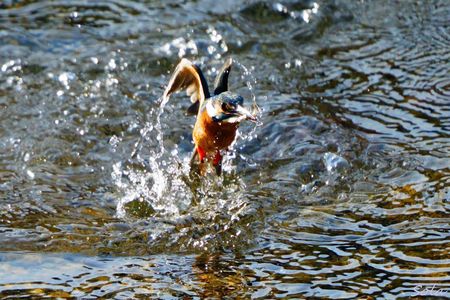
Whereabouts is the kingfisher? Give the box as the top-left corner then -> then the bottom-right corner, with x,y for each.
163,58 -> 257,175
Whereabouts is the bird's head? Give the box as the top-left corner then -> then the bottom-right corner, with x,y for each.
206,91 -> 257,124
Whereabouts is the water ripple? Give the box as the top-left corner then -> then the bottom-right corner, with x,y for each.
0,0 -> 449,298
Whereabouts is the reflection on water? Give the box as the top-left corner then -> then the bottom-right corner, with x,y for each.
0,0 -> 449,298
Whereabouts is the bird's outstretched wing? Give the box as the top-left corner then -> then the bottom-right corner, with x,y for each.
213,57 -> 232,95
163,58 -> 210,115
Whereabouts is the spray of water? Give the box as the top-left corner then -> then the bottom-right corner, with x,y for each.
113,95 -> 192,218
112,57 -> 262,222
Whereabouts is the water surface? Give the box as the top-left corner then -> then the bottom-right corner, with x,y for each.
0,0 -> 449,298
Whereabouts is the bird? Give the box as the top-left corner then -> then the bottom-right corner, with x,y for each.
163,58 -> 256,175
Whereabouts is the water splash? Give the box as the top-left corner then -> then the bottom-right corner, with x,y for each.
156,37 -> 198,58
113,94 -> 189,218
233,60 -> 261,116
113,74 -> 261,222
231,59 -> 264,162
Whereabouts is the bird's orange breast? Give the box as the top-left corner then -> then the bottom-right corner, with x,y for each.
193,110 -> 238,155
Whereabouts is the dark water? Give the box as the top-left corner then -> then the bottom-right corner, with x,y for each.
0,0 -> 449,298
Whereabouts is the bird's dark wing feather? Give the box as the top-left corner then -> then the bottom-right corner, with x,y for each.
213,57 -> 232,95
163,58 -> 210,115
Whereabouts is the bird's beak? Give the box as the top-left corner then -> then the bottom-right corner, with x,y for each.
234,104 -> 257,122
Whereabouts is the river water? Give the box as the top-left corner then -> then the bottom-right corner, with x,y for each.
0,0 -> 449,298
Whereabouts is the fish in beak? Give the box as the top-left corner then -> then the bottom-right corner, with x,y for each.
234,104 -> 257,122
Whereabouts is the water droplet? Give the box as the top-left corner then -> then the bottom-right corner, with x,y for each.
157,37 -> 198,58
109,135 -> 121,150
58,72 -> 76,89
26,169 -> 35,179
108,59 -> 116,70
1,60 -> 18,72
23,153 -> 30,162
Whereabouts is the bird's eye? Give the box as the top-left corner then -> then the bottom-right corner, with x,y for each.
222,103 -> 232,112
